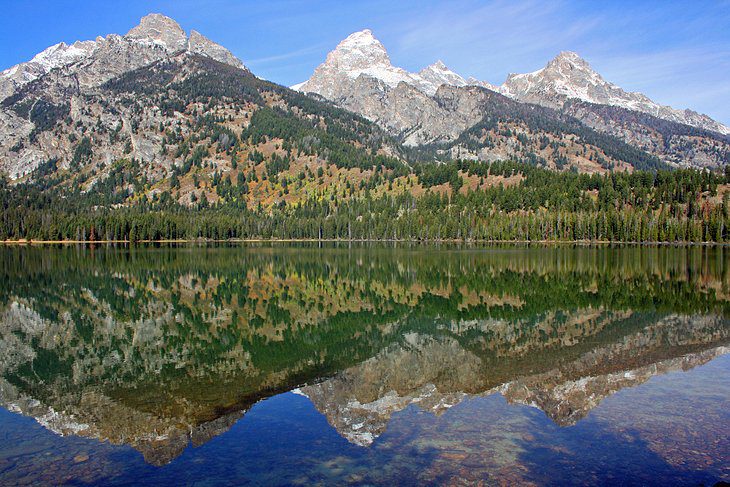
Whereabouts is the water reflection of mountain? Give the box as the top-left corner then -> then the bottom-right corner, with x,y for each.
299,319 -> 728,446
0,246 -> 728,465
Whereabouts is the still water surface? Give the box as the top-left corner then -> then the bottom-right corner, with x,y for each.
0,245 -> 728,485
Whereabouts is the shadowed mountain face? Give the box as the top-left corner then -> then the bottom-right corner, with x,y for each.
0,245 -> 728,465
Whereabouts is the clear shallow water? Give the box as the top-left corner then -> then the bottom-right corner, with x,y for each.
0,245 -> 728,485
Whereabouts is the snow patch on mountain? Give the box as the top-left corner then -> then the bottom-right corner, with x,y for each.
0,40 -> 97,90
418,60 -> 468,94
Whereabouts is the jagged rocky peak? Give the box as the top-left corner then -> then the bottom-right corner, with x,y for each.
542,51 -> 608,85
187,30 -> 245,69
125,13 -> 188,51
328,29 -> 392,70
418,60 -> 467,90
0,12 -> 249,179
0,13 -> 244,101
292,28 -> 419,98
501,51 -> 609,103
549,50 -> 590,67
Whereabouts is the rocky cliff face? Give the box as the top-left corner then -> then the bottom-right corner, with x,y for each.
187,30 -> 244,69
292,29 -> 485,145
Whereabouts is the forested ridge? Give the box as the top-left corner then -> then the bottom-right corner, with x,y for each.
3,159 -> 730,243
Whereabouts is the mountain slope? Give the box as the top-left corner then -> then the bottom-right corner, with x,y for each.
562,99 -> 730,169
292,31 -> 666,172
0,14 -> 250,179
0,39 -> 426,236
0,15 -> 405,195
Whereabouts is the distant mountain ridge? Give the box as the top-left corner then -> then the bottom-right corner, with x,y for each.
293,29 -> 730,170
499,51 -> 730,136
0,13 -> 243,103
293,30 -> 729,136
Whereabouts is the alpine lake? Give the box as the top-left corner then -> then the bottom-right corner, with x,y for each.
0,244 -> 728,485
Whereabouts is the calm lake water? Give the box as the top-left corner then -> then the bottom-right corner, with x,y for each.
0,244 -> 728,486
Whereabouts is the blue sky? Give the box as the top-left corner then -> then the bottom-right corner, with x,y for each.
2,0 -> 729,124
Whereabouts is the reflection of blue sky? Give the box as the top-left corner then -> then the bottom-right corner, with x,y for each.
1,0 -> 729,124
1,354 -> 728,485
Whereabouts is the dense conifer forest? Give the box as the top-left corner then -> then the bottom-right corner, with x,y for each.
2,160 -> 729,243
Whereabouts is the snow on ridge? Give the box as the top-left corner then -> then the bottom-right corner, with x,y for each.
2,40 -> 98,82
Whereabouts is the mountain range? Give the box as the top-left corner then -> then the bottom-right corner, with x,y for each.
295,29 -> 730,136
293,29 -> 730,168
0,14 -> 729,211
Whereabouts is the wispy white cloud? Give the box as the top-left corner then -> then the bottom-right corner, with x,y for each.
389,0 -> 602,79
245,43 -> 329,67
593,45 -> 730,119
597,47 -> 730,89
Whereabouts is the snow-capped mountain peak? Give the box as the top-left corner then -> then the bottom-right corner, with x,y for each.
327,29 -> 392,70
292,29 -> 472,97
125,13 -> 187,51
501,51 -> 609,101
293,29 -> 421,98
501,51 -> 730,135
551,50 -> 585,64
